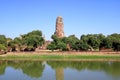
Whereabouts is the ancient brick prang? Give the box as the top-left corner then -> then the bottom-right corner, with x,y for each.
54,16 -> 64,38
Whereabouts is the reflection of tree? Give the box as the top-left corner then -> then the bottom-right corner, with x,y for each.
1,60 -> 120,78
0,61 -> 45,78
48,61 -> 120,77
104,62 -> 120,77
21,61 -> 45,78
0,61 -> 7,75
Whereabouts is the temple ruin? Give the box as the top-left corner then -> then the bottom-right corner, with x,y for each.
54,16 -> 65,38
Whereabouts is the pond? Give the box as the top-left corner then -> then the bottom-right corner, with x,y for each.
0,60 -> 120,80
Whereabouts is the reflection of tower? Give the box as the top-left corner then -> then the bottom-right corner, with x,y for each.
56,68 -> 64,80
54,16 -> 65,38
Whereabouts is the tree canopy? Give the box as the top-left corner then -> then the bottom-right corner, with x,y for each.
0,30 -> 45,54
47,33 -> 120,52
0,30 -> 120,54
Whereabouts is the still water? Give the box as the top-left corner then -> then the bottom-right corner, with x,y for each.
0,60 -> 120,80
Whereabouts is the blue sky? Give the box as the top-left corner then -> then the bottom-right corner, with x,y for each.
0,0 -> 120,40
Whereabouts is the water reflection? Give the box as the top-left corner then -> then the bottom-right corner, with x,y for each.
48,61 -> 120,77
56,67 -> 64,80
0,60 -> 120,80
0,61 -> 45,80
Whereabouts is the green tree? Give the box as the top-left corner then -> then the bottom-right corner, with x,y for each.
0,44 -> 7,51
57,42 -> 67,51
14,37 -> 22,46
67,35 -> 79,50
80,34 -> 88,42
61,37 -> 68,44
47,42 -> 56,51
0,35 -> 7,47
23,35 -> 44,47
20,30 -> 45,51
100,37 -> 112,49
108,33 -> 120,51
51,34 -> 59,43
88,35 -> 100,50
27,30 -> 42,36
47,35 -> 69,51
83,34 -> 100,50
0,35 -> 7,53
79,40 -> 90,51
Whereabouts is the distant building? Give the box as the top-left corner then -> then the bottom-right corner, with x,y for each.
35,40 -> 51,51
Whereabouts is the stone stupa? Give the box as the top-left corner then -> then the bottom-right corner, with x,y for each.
54,16 -> 65,38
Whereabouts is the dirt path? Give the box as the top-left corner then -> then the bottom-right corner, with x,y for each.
2,51 -> 120,56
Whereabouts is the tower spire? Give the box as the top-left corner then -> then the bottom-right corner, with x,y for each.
54,16 -> 64,38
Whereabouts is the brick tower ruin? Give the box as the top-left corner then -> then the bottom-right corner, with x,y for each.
54,16 -> 64,38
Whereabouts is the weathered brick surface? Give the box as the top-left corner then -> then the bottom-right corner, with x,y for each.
54,16 -> 64,38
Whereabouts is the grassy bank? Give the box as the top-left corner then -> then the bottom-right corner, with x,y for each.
0,52 -> 120,61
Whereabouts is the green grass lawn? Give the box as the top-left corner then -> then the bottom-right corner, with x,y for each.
0,53 -> 120,61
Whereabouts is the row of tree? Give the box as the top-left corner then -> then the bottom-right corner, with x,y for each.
47,33 -> 120,51
0,30 -> 45,54
0,30 -> 120,54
